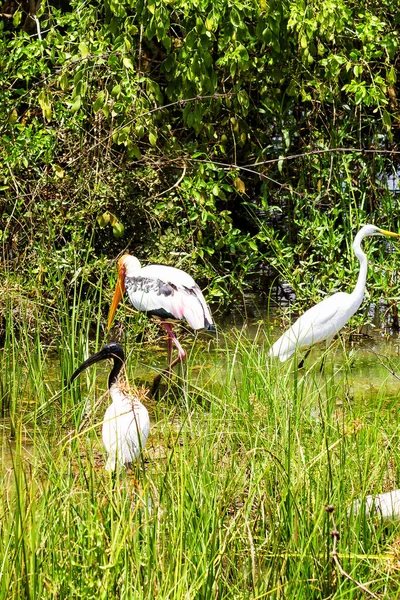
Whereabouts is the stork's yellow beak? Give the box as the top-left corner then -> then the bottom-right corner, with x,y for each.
378,228 -> 400,238
107,260 -> 126,330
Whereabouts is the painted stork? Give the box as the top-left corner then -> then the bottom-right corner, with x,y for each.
70,342 -> 150,472
270,224 -> 400,362
107,254 -> 216,387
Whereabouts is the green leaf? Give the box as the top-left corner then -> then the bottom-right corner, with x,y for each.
234,178 -> 245,194
112,221 -> 125,238
38,89 -> 52,121
111,84 -> 121,98
79,42 -> 90,58
59,73 -> 69,92
135,124 -> 145,138
248,240 -> 258,251
97,212 -> 110,228
13,9 -> 22,26
382,109 -> 392,131
205,15 -> 217,31
9,108 -> 18,124
128,143 -> 142,160
53,165 -> 64,179
186,31 -> 197,50
230,8 -> 241,28
387,66 -> 397,85
93,91 -> 105,112
123,57 -> 134,70
282,128 -> 290,149
237,90 -> 249,110
149,131 -> 157,146
70,95 -> 82,113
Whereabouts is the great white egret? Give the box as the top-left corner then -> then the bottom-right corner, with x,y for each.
70,343 -> 150,471
270,224 -> 400,362
107,255 -> 216,385
352,490 -> 400,522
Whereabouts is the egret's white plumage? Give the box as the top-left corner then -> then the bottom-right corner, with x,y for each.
70,343 -> 150,471
270,224 -> 400,362
352,490 -> 400,522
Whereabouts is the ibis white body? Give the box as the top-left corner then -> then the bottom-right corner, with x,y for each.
70,343 -> 150,472
102,384 -> 150,472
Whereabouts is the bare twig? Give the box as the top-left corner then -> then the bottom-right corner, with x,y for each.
33,14 -> 42,41
243,147 -> 400,169
67,93 -> 233,165
152,165 -> 187,199
326,505 -> 384,600
369,349 -> 400,382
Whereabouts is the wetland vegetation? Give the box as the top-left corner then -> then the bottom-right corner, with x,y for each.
2,270 -> 400,598
2,0 -> 400,597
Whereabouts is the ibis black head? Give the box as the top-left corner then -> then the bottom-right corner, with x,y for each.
70,343 -> 125,389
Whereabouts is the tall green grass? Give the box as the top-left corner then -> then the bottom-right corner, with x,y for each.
1,279 -> 400,599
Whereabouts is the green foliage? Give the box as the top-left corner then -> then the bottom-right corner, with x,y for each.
0,0 -> 400,315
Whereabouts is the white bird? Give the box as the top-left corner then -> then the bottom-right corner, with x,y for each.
270,224 -> 400,362
70,343 -> 150,472
352,490 -> 400,522
107,254 -> 216,384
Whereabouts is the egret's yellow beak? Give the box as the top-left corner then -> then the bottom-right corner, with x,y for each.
378,228 -> 400,238
107,259 -> 126,330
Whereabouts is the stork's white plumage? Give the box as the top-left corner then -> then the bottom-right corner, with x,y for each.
270,224 -> 400,362
107,255 -> 216,388
70,343 -> 150,471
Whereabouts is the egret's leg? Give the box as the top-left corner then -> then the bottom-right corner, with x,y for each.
297,348 -> 311,369
319,337 -> 334,372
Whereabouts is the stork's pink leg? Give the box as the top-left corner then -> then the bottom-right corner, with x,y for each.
151,322 -> 187,395
167,334 -> 173,366
161,322 -> 187,367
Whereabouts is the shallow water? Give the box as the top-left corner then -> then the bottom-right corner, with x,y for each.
1,310 -> 400,472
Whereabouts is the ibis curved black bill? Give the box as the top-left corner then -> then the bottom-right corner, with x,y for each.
70,343 -> 125,389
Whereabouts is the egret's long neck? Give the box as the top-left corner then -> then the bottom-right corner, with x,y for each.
351,232 -> 368,304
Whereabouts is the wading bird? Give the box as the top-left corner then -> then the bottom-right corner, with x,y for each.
352,490 -> 400,522
107,254 -> 216,387
70,343 -> 150,472
270,224 -> 400,362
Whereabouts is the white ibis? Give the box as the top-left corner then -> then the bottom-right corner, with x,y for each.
270,225 -> 400,362
70,343 -> 150,472
107,254 -> 216,387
